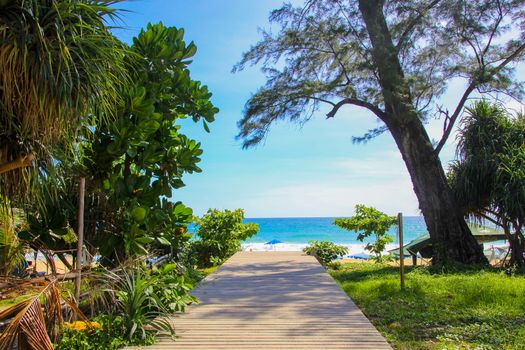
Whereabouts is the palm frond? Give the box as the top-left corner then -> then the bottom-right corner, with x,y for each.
0,0 -> 130,198
0,279 -> 86,350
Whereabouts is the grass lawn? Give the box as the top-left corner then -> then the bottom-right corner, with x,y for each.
329,263 -> 525,350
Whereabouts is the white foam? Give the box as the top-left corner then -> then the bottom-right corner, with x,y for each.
242,242 -> 399,256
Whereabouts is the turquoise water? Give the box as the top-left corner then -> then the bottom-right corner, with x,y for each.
241,216 -> 427,245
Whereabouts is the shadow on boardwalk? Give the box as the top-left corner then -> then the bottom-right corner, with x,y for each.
126,251 -> 392,349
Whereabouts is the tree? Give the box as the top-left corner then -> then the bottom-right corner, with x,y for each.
234,0 -> 525,264
334,205 -> 396,262
83,23 -> 218,262
449,101 -> 525,266
0,0 -> 128,199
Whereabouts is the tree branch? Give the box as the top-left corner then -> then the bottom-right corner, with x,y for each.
435,41 -> 525,155
395,0 -> 442,52
434,83 -> 475,154
326,98 -> 386,120
493,42 -> 525,73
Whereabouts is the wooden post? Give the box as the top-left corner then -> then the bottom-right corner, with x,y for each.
398,212 -> 405,290
74,177 -> 85,304
33,250 -> 38,274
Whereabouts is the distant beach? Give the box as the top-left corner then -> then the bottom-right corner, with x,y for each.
239,216 -> 426,254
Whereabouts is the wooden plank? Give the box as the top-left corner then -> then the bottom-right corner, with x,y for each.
124,251 -> 391,350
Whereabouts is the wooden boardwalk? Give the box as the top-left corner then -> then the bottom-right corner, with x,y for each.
128,251 -> 391,349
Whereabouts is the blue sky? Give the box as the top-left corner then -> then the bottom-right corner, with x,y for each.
114,1 -> 524,218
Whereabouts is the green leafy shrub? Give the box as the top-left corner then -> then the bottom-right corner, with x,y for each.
303,240 -> 348,266
151,263 -> 198,313
190,209 -> 259,267
334,205 -> 396,263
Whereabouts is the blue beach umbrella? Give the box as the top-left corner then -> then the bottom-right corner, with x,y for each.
347,253 -> 369,260
265,239 -> 282,245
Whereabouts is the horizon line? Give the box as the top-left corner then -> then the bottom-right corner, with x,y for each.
243,215 -> 424,219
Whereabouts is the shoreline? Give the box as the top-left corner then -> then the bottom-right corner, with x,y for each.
241,242 -> 398,255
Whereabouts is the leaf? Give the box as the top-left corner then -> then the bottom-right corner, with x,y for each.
17,230 -> 34,241
135,236 -> 154,244
203,120 -> 210,133
51,228 -> 69,236
157,236 -> 171,246
131,207 -> 148,222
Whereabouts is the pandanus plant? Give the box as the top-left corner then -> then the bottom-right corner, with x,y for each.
0,0 -> 129,199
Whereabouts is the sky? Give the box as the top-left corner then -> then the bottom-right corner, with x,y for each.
113,0 -> 524,218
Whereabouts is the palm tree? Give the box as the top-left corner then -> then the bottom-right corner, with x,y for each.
0,0 -> 128,199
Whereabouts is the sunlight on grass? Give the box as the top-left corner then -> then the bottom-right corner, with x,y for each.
330,263 -> 525,350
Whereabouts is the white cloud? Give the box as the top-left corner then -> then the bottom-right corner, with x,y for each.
239,178 -> 419,218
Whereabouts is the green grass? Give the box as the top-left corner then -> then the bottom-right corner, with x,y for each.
0,294 -> 31,310
329,263 -> 525,350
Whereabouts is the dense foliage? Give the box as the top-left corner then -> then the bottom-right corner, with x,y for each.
101,267 -> 177,340
0,10 -> 218,349
57,315 -> 155,350
303,241 -> 348,266
0,0 -> 128,199
449,101 -> 525,266
330,263 -> 525,349
234,0 -> 525,264
80,22 -> 218,262
334,205 -> 396,262
151,263 -> 198,313
189,209 -> 259,267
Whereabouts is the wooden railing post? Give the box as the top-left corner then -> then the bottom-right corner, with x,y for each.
398,212 -> 405,290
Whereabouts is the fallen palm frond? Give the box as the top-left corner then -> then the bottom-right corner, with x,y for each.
0,279 -> 86,350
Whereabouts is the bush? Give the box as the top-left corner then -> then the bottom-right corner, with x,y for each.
190,209 -> 259,267
303,240 -> 348,266
151,263 -> 198,313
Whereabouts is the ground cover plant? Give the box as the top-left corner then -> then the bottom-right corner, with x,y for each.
329,263 -> 525,349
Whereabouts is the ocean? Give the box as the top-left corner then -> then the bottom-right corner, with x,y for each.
239,216 -> 428,255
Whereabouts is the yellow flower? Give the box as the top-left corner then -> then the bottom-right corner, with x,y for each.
63,320 -> 103,333
90,321 -> 103,330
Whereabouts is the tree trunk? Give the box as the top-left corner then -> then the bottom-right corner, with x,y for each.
509,235 -> 525,267
56,252 -> 74,271
41,249 -> 57,275
388,121 -> 486,264
359,0 -> 486,264
75,177 -> 86,304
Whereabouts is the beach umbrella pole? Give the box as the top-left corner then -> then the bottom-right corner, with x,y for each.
398,212 -> 405,289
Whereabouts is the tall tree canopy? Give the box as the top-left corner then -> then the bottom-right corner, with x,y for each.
0,0 -> 128,199
449,101 -> 525,266
81,23 -> 218,261
234,0 -> 525,264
